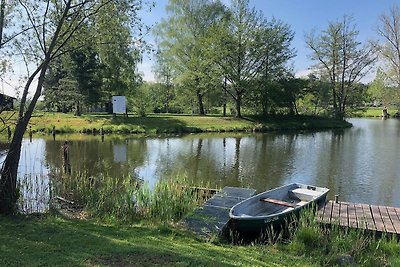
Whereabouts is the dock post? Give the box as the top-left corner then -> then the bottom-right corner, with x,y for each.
335,195 -> 339,203
29,126 -> 33,142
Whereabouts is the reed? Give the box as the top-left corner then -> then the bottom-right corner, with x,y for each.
17,174 -> 52,213
51,173 -> 202,223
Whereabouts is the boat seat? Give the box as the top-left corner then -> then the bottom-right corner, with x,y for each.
260,198 -> 296,208
290,188 -> 320,201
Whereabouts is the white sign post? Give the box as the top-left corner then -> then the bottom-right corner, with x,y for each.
112,96 -> 127,116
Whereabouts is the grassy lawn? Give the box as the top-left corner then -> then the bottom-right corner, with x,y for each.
0,215 -> 316,267
353,107 -> 398,118
7,112 -> 351,136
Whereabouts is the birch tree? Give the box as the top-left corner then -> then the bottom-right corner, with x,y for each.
377,5 -> 400,88
305,16 -> 377,119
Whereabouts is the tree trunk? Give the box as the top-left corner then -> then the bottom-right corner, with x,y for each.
0,57 -> 49,214
197,92 -> 205,115
0,0 -> 5,48
223,78 -> 227,117
235,94 -> 242,118
0,118 -> 27,214
75,100 -> 81,116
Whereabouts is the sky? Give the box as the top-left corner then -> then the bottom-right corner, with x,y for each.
2,0 -> 399,97
138,0 -> 400,82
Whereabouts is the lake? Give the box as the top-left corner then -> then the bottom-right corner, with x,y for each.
8,117 -> 400,212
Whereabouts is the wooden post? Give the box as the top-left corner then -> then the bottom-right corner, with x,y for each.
7,126 -> 11,140
63,141 -> 71,174
52,126 -> 56,141
335,194 -> 339,203
29,126 -> 32,142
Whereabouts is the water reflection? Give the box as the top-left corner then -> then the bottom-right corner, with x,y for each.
4,118 -> 400,211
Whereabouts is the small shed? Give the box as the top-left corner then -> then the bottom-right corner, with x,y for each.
112,96 -> 127,115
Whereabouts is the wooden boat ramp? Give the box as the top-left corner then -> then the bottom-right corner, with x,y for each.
181,186 -> 256,238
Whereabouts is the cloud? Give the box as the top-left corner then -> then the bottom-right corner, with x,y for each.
0,76 -> 22,98
138,60 -> 155,82
295,69 -> 313,79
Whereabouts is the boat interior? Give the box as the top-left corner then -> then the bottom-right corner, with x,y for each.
231,184 -> 325,218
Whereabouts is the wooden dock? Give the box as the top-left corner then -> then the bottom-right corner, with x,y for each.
317,201 -> 400,236
181,186 -> 256,238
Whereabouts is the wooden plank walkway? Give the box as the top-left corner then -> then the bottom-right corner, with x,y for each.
181,186 -> 256,238
317,201 -> 400,236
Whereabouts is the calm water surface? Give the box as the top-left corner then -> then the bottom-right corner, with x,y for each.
11,118 -> 400,211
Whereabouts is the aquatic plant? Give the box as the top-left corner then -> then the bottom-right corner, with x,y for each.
51,172 -> 203,223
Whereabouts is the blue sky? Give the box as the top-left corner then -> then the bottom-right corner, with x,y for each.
2,1 -> 398,97
138,0 -> 400,82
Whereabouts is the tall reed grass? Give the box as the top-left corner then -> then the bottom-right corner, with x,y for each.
52,173 -> 203,223
17,174 -> 52,213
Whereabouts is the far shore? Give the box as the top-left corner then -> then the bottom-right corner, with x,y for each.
8,112 -> 352,137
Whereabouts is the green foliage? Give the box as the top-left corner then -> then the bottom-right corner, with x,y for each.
43,0 -> 144,113
217,0 -> 296,117
378,5 -> 400,88
155,0 -> 227,115
305,16 -> 377,119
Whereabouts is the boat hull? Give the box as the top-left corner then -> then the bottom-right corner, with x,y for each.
229,183 -> 329,234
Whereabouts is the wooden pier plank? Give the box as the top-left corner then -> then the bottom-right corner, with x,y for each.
317,201 -> 400,236
361,203 -> 376,231
346,203 -> 358,228
387,207 -> 400,234
319,201 -> 333,224
331,201 -> 341,225
354,203 -> 367,230
339,202 -> 349,227
370,205 -> 386,233
379,206 -> 396,234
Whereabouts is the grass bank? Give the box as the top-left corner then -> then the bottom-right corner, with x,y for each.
353,107 -> 397,118
0,214 -> 317,267
5,174 -> 400,266
19,112 -> 351,136
1,210 -> 399,267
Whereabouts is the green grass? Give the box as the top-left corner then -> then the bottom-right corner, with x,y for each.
21,112 -> 351,136
288,209 -> 400,266
2,209 -> 400,267
0,112 -> 352,140
5,174 -> 400,266
353,107 -> 397,118
0,215 -> 317,267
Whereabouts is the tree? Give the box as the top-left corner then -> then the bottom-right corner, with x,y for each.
0,0 -> 18,49
368,68 -> 400,107
307,74 -> 332,115
217,0 -> 264,118
377,5 -> 400,88
0,0 -> 144,215
155,0 -> 226,115
43,0 -> 143,114
153,51 -> 176,113
0,0 -> 17,91
305,16 -> 377,119
257,19 -> 296,116
93,0 -> 143,103
217,0 -> 295,118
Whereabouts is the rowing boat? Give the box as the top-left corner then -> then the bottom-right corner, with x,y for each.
229,183 -> 329,233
